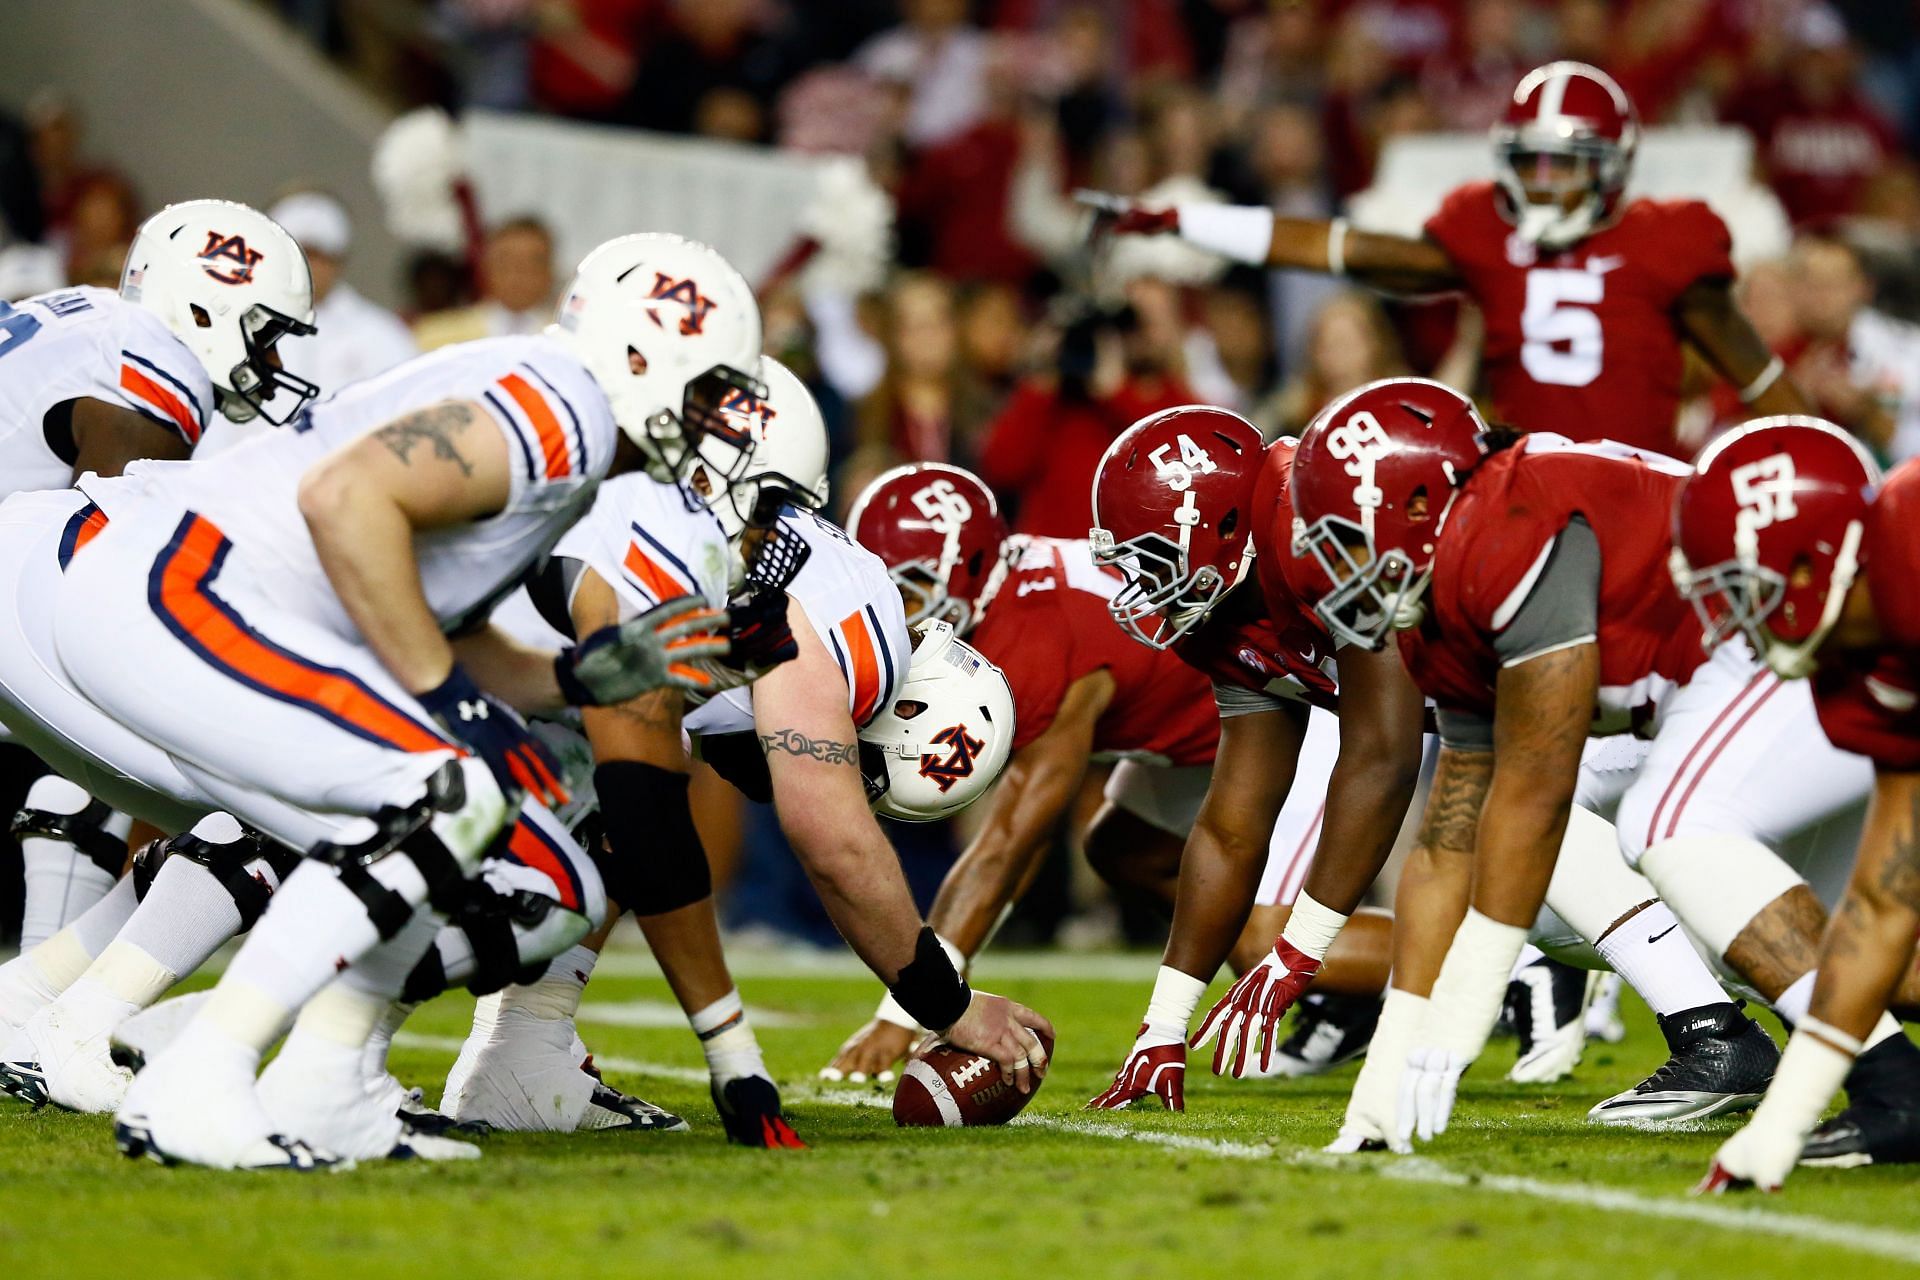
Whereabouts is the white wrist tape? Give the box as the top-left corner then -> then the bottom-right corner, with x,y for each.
1145,964 -> 1208,1035
1427,908 -> 1529,1061
1280,890 -> 1349,962
1176,203 -> 1275,266
1327,218 -> 1350,277
935,933 -> 967,976
1746,1026 -> 1854,1142
874,991 -> 921,1032
1738,355 -> 1786,404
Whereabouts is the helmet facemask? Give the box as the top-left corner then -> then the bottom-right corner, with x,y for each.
1091,510 -> 1241,651
647,363 -> 766,492
221,303 -> 319,425
1671,520 -> 1862,680
1495,131 -> 1622,250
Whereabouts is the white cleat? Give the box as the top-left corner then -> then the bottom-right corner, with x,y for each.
115,1038 -> 339,1171
14,1001 -> 132,1113
257,1032 -> 478,1163
443,1008 -> 685,1133
1505,961 -> 1594,1085
0,951 -> 62,1041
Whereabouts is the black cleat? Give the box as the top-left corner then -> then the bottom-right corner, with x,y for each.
0,1059 -> 47,1107
1506,957 -> 1592,1083
114,1121 -> 340,1171
398,1092 -> 492,1139
1801,1034 -> 1920,1167
712,1075 -> 805,1148
1588,1000 -> 1777,1126
1270,993 -> 1381,1077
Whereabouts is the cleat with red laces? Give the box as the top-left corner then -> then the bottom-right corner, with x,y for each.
712,1074 -> 805,1148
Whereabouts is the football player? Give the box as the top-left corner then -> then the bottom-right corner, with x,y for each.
440,359 -> 1044,1144
819,460 -> 1390,1085
1086,62 -> 1809,458
1287,377 -> 1920,1154
43,232 -> 753,1170
1673,421 -> 1920,1189
0,199 -> 317,956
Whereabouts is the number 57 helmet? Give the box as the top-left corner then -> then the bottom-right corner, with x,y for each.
1089,405 -> 1266,650
1671,416 -> 1880,679
120,199 -> 318,425
859,620 -> 1015,822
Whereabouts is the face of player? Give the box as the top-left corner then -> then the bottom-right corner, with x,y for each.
1511,150 -> 1591,215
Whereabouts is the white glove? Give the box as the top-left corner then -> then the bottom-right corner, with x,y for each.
1397,1045 -> 1471,1145
1698,1117 -> 1804,1194
1697,1024 -> 1857,1194
1325,989 -> 1426,1155
1391,910 -> 1528,1148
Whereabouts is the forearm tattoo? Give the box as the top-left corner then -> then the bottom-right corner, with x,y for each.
758,727 -> 859,767
375,402 -> 477,477
1418,750 -> 1493,855
1879,785 -> 1920,914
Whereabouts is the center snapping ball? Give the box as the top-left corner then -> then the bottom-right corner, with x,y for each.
892,1031 -> 1054,1127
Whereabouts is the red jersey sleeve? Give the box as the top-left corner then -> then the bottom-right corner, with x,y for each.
1422,181 -> 1500,272
971,605 -> 1072,752
1639,200 -> 1734,300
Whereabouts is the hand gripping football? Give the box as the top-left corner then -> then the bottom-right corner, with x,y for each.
892,1030 -> 1054,1127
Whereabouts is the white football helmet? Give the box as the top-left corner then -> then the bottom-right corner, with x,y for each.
696,355 -> 831,544
549,232 -> 764,486
859,620 -> 1015,822
120,199 -> 317,424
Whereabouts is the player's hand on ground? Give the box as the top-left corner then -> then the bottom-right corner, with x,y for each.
1072,190 -> 1179,236
1087,1023 -> 1185,1112
557,593 -> 731,704
420,665 -> 569,807
942,992 -> 1054,1095
819,1017 -> 916,1085
1695,1117 -> 1800,1194
1396,1045 -> 1471,1146
1189,939 -> 1321,1078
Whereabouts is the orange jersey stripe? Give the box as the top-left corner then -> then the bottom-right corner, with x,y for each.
504,818 -> 583,911
120,365 -> 201,443
159,517 -> 449,755
73,507 -> 108,555
498,372 -> 570,480
622,540 -> 688,604
838,610 -> 882,725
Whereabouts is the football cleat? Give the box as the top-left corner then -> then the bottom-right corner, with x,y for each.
1588,1001 -> 1776,1126
13,1001 -> 131,1113
1801,1034 -> 1920,1167
0,1058 -> 48,1107
1505,956 -> 1592,1084
109,990 -> 207,1075
711,1074 -> 805,1148
1267,993 -> 1381,1078
579,1079 -> 691,1133
115,1119 -> 342,1172
397,1087 -> 492,1139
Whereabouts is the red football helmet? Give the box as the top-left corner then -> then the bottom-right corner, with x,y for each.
1671,417 -> 1880,679
1090,405 -> 1266,649
1494,61 -> 1638,250
1291,378 -> 1489,650
847,463 -> 1012,635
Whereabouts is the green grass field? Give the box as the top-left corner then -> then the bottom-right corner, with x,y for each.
5,947 -> 1919,1280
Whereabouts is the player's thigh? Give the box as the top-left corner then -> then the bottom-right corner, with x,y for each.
54,507 -> 456,816
487,799 -> 606,925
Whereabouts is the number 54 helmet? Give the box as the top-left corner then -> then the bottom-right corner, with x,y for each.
550,232 -> 764,489
859,620 -> 1015,822
1089,405 -> 1266,650
1671,416 -> 1880,680
120,199 -> 318,425
847,462 -> 1012,635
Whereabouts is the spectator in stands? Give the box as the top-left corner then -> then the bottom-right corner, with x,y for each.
1182,271 -> 1278,416
413,214 -> 556,350
268,191 -> 418,394
852,272 -> 994,470
59,173 -> 138,286
616,0 -> 789,142
1417,0 -> 1543,131
1260,288 -> 1412,435
1787,233 -> 1920,459
1218,0 -> 1327,137
857,0 -> 989,149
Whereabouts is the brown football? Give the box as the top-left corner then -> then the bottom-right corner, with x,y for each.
891,1030 -> 1055,1127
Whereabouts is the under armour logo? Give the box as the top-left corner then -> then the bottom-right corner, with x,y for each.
198,231 -> 263,285
457,699 -> 489,722
647,273 -> 716,336
918,723 -> 985,793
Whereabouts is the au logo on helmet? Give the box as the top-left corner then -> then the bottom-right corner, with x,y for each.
197,231 -> 263,286
648,272 -> 716,336
918,723 -> 986,794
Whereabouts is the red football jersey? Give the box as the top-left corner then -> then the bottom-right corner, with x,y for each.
1400,436 -> 1706,730
1424,182 -> 1735,458
1173,439 -> 1339,710
1812,461 -> 1920,770
969,536 -> 1218,766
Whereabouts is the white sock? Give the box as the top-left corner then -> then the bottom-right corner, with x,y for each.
67,875 -> 140,963
361,1000 -> 415,1083
1279,891 -> 1347,962
17,777 -> 127,949
48,941 -> 181,1042
1773,971 -> 1816,1026
690,986 -> 767,1083
112,859 -> 245,980
1145,965 -> 1208,1037
1595,902 -> 1728,1018
217,859 -> 423,1021
1509,943 -> 1545,980
499,945 -> 595,1021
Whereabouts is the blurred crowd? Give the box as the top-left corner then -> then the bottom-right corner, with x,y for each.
7,0 -> 1920,945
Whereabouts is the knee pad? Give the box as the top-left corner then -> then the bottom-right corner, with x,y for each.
594,761 -> 707,915
13,776 -> 127,877
131,819 -> 302,931
1637,834 -> 1807,960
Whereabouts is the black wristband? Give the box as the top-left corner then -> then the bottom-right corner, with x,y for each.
594,760 -> 711,914
888,926 -> 972,1032
553,648 -> 594,707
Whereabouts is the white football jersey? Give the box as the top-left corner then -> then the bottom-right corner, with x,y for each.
132,334 -> 617,640
551,471 -> 734,619
0,286 -> 213,498
684,508 -> 909,739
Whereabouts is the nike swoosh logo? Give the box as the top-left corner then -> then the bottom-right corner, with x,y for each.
1647,924 -> 1679,945
1588,254 -> 1626,275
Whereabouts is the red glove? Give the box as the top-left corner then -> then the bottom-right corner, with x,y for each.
1073,189 -> 1180,237
1087,1023 -> 1185,1111
1189,938 -> 1321,1078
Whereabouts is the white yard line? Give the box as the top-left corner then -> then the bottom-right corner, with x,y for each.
394,1034 -> 1920,1265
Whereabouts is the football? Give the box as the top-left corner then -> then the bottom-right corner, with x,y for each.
892,1030 -> 1055,1127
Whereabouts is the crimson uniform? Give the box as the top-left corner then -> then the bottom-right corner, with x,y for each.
1423,183 -> 1735,457
1811,462 -> 1920,770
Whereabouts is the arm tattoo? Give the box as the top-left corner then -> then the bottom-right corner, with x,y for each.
1417,750 -> 1492,854
1878,785 -> 1920,914
375,402 -> 477,478
758,727 -> 859,767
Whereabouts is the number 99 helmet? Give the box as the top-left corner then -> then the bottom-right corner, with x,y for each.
859,621 -> 1015,822
120,199 -> 318,425
1671,416 -> 1879,679
846,462 -> 1011,635
1090,405 -> 1266,650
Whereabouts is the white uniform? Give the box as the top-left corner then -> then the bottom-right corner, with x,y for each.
684,509 -> 909,739
51,334 -> 616,846
0,287 -> 212,496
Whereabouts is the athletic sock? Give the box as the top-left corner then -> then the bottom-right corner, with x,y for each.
501,945 -> 595,1022
361,1001 -> 416,1086
1594,902 -> 1728,1018
114,859 -> 245,981
1145,965 -> 1208,1038
68,875 -> 139,963
1773,971 -> 1816,1027
16,778 -> 128,949
690,986 -> 768,1084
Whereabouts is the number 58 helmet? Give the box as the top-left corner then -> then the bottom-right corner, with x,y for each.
120,199 -> 318,425
859,620 -> 1015,822
1671,416 -> 1880,679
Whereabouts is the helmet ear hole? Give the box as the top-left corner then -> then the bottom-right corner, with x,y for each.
893,698 -> 928,720
1219,507 -> 1239,539
190,304 -> 212,329
627,346 -> 648,375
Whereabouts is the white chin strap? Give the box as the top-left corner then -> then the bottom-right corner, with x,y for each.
1518,200 -> 1598,251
